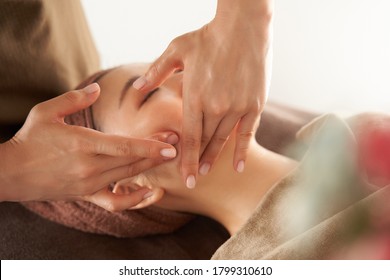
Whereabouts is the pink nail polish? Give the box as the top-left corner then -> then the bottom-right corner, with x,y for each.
186,175 -> 196,189
83,83 -> 99,94
199,163 -> 211,176
143,191 -> 154,200
167,134 -> 179,145
133,77 -> 147,90
160,148 -> 177,158
236,160 -> 245,173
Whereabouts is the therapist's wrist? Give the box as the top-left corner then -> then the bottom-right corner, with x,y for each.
0,139 -> 24,202
0,141 -> 12,201
215,0 -> 274,24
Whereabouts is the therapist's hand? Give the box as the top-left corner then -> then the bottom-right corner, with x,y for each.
133,0 -> 274,188
0,83 -> 178,211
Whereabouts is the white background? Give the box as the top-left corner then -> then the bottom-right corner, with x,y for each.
81,0 -> 390,115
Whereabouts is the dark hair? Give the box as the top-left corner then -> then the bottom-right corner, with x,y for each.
70,67 -> 117,130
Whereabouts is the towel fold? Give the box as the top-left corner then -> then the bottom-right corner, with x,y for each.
22,200 -> 193,238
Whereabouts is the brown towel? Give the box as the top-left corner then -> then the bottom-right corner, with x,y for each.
22,200 -> 194,238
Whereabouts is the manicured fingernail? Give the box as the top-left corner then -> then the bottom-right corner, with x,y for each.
199,163 -> 210,176
83,83 -> 99,94
133,76 -> 147,90
167,134 -> 179,145
160,148 -> 177,158
236,160 -> 245,173
143,191 -> 154,200
186,175 -> 196,189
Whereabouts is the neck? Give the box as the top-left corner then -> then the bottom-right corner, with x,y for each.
169,138 -> 297,235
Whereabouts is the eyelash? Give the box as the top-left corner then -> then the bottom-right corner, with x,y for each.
142,88 -> 159,105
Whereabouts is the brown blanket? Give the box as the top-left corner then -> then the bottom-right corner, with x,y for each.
212,114 -> 390,259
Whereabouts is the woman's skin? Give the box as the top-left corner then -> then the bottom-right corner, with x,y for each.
93,63 -> 296,235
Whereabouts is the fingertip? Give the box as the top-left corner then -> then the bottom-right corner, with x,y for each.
83,83 -> 100,94
236,160 -> 245,173
160,148 -> 177,158
167,133 -> 179,145
133,76 -> 147,91
142,191 -> 154,200
146,132 -> 180,148
199,162 -> 211,176
186,174 -> 196,189
131,187 -> 164,209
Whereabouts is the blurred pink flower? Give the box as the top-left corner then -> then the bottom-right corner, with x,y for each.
358,125 -> 390,188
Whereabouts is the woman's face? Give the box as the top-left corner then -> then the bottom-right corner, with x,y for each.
93,63 -> 183,142
92,63 -> 185,196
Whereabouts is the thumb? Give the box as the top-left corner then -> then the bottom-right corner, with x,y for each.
84,186 -> 164,212
39,83 -> 100,120
133,45 -> 182,93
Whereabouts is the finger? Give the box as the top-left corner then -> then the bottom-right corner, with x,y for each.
199,116 -> 223,156
88,136 -> 177,177
93,158 -> 166,188
146,131 -> 180,145
92,147 -> 176,175
181,101 -> 203,189
111,180 -> 164,209
233,113 -> 259,173
36,83 -> 100,120
84,186 -> 152,212
130,187 -> 164,210
199,115 -> 241,175
86,131 -> 177,159
133,43 -> 182,93
89,154 -> 144,175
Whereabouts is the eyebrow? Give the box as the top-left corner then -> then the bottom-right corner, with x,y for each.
119,75 -> 140,108
93,67 -> 119,84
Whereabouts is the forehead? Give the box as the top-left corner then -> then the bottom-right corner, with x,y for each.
92,64 -> 147,112
120,63 -> 150,76
95,63 -> 150,102
100,63 -> 150,84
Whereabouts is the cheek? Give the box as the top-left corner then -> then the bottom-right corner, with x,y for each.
131,98 -> 183,186
131,99 -> 182,137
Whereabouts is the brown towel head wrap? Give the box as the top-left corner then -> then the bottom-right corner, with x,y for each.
21,69 -> 194,238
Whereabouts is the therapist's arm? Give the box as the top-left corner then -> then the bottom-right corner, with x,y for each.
0,83 -> 177,211
134,0 -> 274,188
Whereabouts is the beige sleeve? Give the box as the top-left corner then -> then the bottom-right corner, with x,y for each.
0,0 -> 100,124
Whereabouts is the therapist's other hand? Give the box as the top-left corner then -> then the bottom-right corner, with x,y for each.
133,0 -> 273,188
0,83 -> 178,211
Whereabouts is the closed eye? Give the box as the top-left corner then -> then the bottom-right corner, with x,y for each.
142,88 -> 159,105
